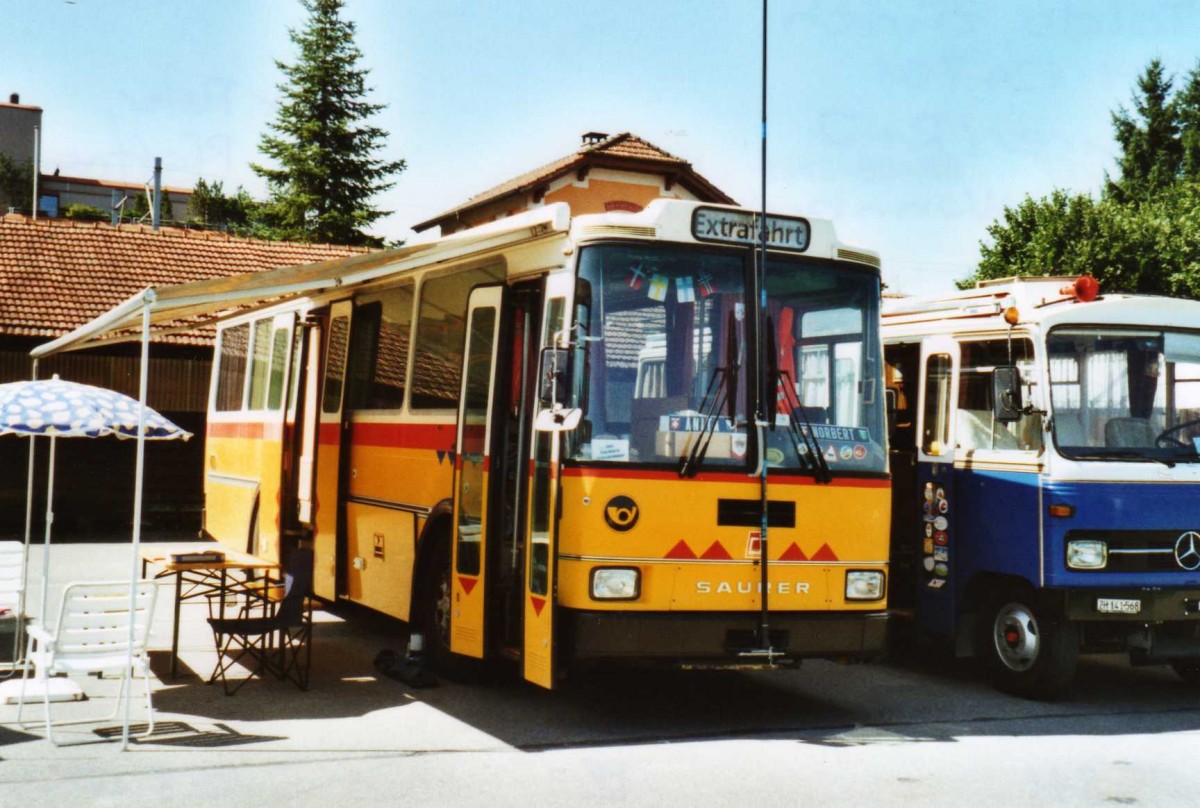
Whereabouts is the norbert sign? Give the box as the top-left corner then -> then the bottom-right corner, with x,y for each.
692,206 -> 811,252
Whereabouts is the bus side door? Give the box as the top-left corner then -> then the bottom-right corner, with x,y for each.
312,300 -> 353,601
523,271 -> 573,688
915,336 -> 959,636
450,286 -> 506,659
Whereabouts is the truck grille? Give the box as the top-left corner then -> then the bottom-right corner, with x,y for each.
1067,529 -> 1197,573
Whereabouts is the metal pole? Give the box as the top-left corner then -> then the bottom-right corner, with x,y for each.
152,157 -> 162,231
111,189 -> 120,227
122,300 -> 152,750
38,434 -> 56,626
757,0 -> 771,652
18,360 -> 38,663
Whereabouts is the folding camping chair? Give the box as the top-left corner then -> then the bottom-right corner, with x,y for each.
15,580 -> 159,745
207,548 -> 313,695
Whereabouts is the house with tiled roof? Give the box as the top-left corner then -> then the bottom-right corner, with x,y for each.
0,213 -> 369,532
413,132 -> 736,236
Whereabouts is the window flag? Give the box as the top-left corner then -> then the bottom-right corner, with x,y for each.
677,276 -> 696,303
647,273 -> 669,302
627,263 -> 647,290
698,272 -> 716,298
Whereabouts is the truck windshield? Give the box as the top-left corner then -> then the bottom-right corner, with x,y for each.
1048,327 -> 1200,462
761,257 -> 886,474
572,243 -> 748,465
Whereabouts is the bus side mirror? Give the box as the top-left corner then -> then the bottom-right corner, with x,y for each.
885,388 -> 898,438
538,347 -> 571,409
992,365 -> 1023,423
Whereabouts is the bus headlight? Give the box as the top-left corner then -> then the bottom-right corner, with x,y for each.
845,570 -> 885,601
1067,539 -> 1107,570
591,567 -> 640,601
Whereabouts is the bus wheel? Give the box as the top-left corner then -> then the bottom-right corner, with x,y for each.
982,590 -> 1078,699
1170,659 -> 1200,686
420,533 -> 478,681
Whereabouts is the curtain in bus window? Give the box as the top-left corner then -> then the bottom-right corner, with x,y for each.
215,323 -> 250,412
411,265 -> 503,410
247,318 -> 273,411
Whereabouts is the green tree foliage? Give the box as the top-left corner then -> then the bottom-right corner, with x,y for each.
965,59 -> 1200,298
252,0 -> 405,246
187,178 -> 271,235
62,203 -> 109,222
0,153 -> 33,213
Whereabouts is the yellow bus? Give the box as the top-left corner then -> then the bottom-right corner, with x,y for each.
203,199 -> 890,687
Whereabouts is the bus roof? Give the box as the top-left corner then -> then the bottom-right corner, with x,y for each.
33,199 -> 880,358
882,275 -> 1200,339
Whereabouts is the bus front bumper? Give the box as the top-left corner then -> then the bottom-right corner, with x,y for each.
563,609 -> 888,665
1061,588 -> 1200,658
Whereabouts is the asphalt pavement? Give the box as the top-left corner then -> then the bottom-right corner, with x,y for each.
1,539 -> 1199,807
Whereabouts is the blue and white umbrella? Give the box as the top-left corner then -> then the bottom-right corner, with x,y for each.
0,377 -> 191,441
0,375 -> 192,718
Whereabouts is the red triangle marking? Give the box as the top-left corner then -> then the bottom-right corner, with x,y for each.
778,542 -> 809,561
665,540 -> 697,559
530,595 -> 546,616
458,576 -> 478,596
811,543 -> 839,561
700,541 -> 732,560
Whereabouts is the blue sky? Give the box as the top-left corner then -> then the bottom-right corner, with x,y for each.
4,0 -> 1200,294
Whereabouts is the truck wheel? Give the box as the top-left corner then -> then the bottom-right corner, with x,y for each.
1170,659 -> 1200,686
982,590 -> 1078,699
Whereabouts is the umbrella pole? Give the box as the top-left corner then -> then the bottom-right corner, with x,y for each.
39,434 -> 56,627
122,300 -> 152,751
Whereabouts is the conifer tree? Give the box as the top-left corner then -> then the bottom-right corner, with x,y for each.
252,0 -> 405,246
1106,59 -> 1182,203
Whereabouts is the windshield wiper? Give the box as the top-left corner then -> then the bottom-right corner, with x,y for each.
776,369 -> 833,483
679,313 -> 741,478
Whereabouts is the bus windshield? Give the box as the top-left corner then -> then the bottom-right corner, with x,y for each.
762,257 -> 886,474
573,242 -> 748,465
572,243 -> 885,473
1048,327 -> 1200,462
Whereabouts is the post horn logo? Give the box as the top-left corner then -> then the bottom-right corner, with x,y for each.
604,495 -> 639,532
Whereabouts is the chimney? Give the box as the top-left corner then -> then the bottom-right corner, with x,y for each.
8,93 -> 19,104
581,131 -> 608,146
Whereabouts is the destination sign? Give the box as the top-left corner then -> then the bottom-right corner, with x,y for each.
692,207 -> 811,252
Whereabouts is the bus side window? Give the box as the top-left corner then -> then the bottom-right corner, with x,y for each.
959,339 -> 1042,452
215,323 -> 250,412
921,353 -> 952,455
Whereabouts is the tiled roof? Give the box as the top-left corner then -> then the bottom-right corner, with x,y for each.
413,132 -> 735,232
0,214 -> 370,344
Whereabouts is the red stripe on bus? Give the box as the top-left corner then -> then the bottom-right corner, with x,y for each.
323,422 -> 456,451
208,421 -> 278,440
318,423 -> 340,445
560,466 -> 889,488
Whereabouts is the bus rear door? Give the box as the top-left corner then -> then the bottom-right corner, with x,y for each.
915,336 -> 960,636
450,286 -> 506,659
312,300 -> 353,601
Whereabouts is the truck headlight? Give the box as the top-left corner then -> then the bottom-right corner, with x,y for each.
1067,539 -> 1107,570
591,567 -> 640,601
845,570 -> 885,601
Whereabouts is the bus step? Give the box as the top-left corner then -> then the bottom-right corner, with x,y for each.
735,647 -> 793,665
498,646 -> 522,662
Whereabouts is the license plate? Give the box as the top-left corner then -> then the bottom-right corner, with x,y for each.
1097,598 -> 1141,615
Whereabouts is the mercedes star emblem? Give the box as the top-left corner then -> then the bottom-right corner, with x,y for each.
1174,531 -> 1200,571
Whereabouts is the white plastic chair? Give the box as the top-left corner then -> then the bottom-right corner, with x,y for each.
16,580 -> 159,745
0,541 -> 25,671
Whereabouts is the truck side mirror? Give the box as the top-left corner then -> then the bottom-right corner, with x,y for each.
992,365 -> 1023,423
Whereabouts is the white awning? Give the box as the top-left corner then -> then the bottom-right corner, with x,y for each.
31,203 -> 571,358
